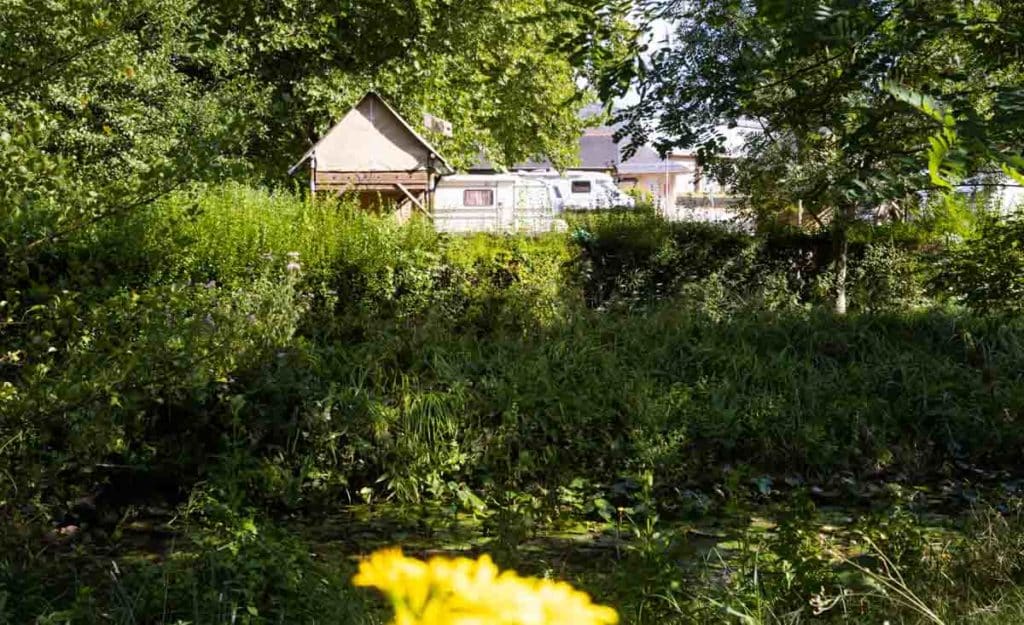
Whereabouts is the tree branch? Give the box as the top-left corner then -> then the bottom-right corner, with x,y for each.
0,11 -> 147,98
743,1 -> 906,97
16,180 -> 187,257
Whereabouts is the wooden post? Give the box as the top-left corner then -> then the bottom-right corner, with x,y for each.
427,172 -> 434,218
309,154 -> 316,200
395,182 -> 430,218
833,220 -> 849,315
797,199 -> 803,228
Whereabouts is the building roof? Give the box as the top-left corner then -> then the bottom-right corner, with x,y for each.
579,132 -> 620,170
470,128 -> 666,174
288,91 -> 453,176
617,145 -> 692,175
470,118 -> 685,175
512,156 -> 556,171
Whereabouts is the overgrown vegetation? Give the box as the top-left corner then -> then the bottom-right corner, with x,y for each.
3,186 -> 1024,623
613,0 -> 1024,314
4,1 -> 1024,622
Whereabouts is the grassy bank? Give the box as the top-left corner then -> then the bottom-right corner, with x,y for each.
3,184 -> 1024,624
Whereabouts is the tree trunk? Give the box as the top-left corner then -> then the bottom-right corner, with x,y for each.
832,222 -> 849,315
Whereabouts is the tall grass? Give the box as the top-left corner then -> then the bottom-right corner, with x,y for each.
133,183 -> 441,285
5,183 -> 1024,625
9,184 -> 1022,510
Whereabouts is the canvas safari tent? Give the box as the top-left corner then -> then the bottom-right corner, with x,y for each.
287,91 -> 566,233
288,92 -> 454,219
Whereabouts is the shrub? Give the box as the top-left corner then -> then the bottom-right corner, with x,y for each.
568,211 -> 758,309
0,262 -> 307,523
848,243 -> 926,312
934,215 -> 1024,312
1,516 -> 373,625
8,186 -> 1024,524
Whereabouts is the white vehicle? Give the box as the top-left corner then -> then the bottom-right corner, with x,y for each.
432,174 -> 565,234
516,169 -> 635,210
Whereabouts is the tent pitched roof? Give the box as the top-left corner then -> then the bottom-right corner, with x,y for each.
287,91 -> 453,176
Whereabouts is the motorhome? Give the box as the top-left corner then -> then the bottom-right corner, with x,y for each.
516,170 -> 634,210
432,174 -> 565,234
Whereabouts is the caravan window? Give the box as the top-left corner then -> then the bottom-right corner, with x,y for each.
463,189 -> 494,206
571,181 -> 591,194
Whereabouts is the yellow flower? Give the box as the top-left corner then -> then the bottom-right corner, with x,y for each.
354,549 -> 618,625
353,548 -> 432,614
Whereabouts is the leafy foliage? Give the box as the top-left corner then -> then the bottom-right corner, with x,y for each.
9,2 -> 1024,623
934,215 -> 1024,312
4,185 -> 1024,624
0,0 -> 633,259
609,0 -> 1024,311
4,187 -> 1021,525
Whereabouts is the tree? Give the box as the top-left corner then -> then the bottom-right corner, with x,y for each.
181,0 -> 635,174
0,0 -> 635,256
614,0 -> 1024,313
0,0 -> 245,255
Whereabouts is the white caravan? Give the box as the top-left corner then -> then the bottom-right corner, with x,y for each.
516,169 -> 634,210
432,174 -> 566,234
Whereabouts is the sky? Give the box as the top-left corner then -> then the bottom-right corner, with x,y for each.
615,16 -> 673,108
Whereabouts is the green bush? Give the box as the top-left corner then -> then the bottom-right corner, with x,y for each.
568,211 -> 768,310
7,183 -> 1024,625
934,215 -> 1024,312
567,212 -> 936,314
848,243 -> 926,311
6,185 -> 1024,524
1,517 -> 373,625
1,263 -> 307,520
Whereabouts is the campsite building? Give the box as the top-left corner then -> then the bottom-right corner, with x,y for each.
288,92 -> 743,229
287,92 -> 454,220
290,92 -> 566,233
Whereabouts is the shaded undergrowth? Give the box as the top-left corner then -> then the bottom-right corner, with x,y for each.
3,184 -> 1024,624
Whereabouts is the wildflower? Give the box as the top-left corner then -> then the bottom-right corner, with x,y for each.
287,251 -> 300,259
354,549 -> 618,625
286,261 -> 301,272
716,564 -> 733,587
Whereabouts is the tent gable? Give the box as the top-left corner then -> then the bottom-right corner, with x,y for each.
289,92 -> 452,175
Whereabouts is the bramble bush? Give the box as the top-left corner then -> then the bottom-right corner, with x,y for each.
934,215 -> 1024,313
4,184 -> 1024,624
4,185 -> 1023,531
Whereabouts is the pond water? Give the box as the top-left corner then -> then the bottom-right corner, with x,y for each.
295,472 -> 1022,577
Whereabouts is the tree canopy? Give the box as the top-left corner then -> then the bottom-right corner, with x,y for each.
0,0 -> 634,253
612,0 -> 1024,310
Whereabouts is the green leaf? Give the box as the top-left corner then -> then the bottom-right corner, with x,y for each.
927,128 -> 958,190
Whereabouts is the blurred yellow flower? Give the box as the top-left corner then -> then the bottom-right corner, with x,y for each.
354,548 -> 618,625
